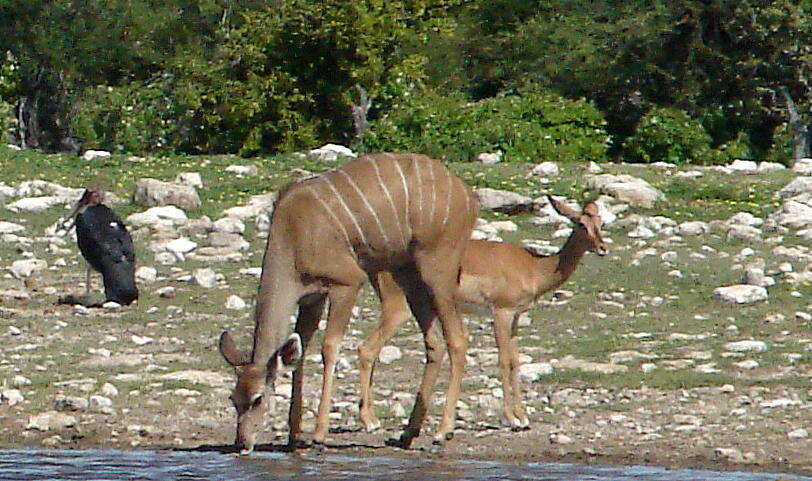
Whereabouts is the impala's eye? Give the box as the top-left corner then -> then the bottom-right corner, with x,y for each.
250,395 -> 263,408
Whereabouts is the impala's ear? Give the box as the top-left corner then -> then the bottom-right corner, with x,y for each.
582,201 -> 600,218
548,196 -> 581,222
219,331 -> 251,367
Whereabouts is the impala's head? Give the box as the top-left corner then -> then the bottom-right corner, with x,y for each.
548,196 -> 608,256
218,331 -> 302,454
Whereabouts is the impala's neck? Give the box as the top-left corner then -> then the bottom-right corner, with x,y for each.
534,229 -> 589,294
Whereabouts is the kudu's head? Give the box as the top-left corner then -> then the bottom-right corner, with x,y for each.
218,331 -> 302,454
548,196 -> 608,256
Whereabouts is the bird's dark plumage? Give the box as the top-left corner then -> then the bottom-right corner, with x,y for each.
72,189 -> 139,305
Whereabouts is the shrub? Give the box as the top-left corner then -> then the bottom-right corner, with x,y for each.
364,87 -> 609,163
764,123 -> 794,166
622,107 -> 713,164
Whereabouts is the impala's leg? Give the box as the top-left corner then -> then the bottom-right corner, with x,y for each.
359,272 -> 412,432
493,307 -> 523,429
508,311 -> 529,428
394,266 -> 445,449
313,270 -> 365,445
415,248 -> 468,446
288,294 -> 326,448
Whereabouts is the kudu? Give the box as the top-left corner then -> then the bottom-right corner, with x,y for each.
219,153 -> 477,454
358,197 -> 607,431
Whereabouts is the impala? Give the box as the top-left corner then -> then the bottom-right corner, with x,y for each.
218,153 -> 477,453
358,197 -> 607,431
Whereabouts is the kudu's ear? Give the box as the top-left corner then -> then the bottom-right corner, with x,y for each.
219,331 -> 251,367
548,196 -> 581,222
277,333 -> 303,366
582,201 -> 600,218
265,333 -> 303,382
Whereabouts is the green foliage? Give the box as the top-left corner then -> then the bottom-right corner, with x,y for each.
622,107 -> 713,164
365,88 -> 609,163
764,123 -> 794,166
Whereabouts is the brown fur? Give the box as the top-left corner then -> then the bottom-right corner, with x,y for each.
219,153 -> 477,453
358,197 -> 607,431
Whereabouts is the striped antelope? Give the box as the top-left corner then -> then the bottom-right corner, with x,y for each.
218,153 -> 477,454
358,198 -> 607,431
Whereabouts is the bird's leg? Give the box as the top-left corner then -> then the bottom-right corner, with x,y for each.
85,264 -> 92,296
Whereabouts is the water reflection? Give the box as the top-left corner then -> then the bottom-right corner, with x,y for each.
0,449 -> 808,481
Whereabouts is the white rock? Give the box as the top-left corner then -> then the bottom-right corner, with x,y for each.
156,286 -> 175,298
531,162 -> 559,177
778,177 -> 812,198
587,162 -> 603,173
165,238 -> 197,261
54,396 -> 89,411
628,226 -> 655,239
475,188 -> 533,213
133,178 -> 201,210
0,221 -> 24,234
378,346 -> 403,364
585,174 -> 664,207
135,266 -> 158,284
742,268 -> 774,287
9,259 -> 47,278
487,220 -> 518,232
88,395 -> 113,411
727,212 -> 763,227
757,161 -> 786,173
100,383 -> 119,397
131,335 -> 153,346
733,360 -> 759,370
6,196 -> 63,212
126,205 -> 188,227
791,158 -> 812,175
224,165 -> 258,176
549,433 -> 573,444
676,221 -> 709,236
307,144 -> 356,161
102,301 -> 122,310
724,340 -> 768,353
787,428 -> 809,440
760,398 -> 799,408
192,268 -> 218,289
1,389 -> 24,406
727,159 -> 758,174
174,172 -> 203,187
82,150 -> 112,161
212,217 -> 245,234
225,295 -> 247,310
713,285 -> 767,304
770,198 -> 812,228
518,362 -> 554,382
26,411 -> 77,431
476,152 -> 502,165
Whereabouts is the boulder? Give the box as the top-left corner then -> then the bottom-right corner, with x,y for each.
133,178 -> 201,210
307,144 -> 356,162
378,346 -> 403,365
585,174 -> 664,208
0,221 -> 24,234
727,159 -> 758,174
126,205 -> 188,228
474,188 -> 533,214
9,259 -> 47,278
224,165 -> 258,176
476,152 -> 502,165
713,285 -> 768,304
81,150 -> 111,161
791,158 -> 812,175
174,172 -> 203,187
6,196 -> 63,212
530,161 -> 559,177
192,268 -> 218,288
777,177 -> 812,198
26,411 -> 77,431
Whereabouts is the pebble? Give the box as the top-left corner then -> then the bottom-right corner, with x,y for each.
225,295 -> 247,310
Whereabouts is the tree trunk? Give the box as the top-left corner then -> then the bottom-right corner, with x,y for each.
780,86 -> 810,161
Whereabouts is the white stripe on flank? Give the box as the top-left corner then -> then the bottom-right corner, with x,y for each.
427,161 -> 436,225
306,185 -> 352,248
390,157 -> 412,242
442,166 -> 452,226
370,158 -> 406,249
321,175 -> 368,246
337,169 -> 390,246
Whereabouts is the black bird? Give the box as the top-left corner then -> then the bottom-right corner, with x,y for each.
66,188 -> 139,305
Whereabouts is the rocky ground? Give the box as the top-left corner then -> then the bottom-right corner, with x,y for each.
0,147 -> 810,476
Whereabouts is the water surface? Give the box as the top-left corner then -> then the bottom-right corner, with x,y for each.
0,449 -> 809,481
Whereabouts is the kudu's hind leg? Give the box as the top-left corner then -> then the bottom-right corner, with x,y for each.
391,266 -> 447,449
288,295 -> 326,448
415,247 -> 468,446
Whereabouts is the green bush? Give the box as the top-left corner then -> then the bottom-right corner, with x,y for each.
364,87 -> 609,163
764,123 -> 793,166
622,107 -> 713,164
